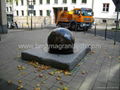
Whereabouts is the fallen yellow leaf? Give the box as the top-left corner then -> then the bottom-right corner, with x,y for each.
36,84 -> 40,87
17,85 -> 23,90
63,71 -> 72,76
7,80 -> 12,85
34,88 -> 40,90
63,86 -> 68,90
38,74 -> 43,78
90,50 -> 96,54
48,72 -> 54,76
81,71 -> 86,75
57,88 -> 61,90
17,65 -> 26,70
18,80 -> 22,84
109,56 -> 112,59
56,76 -> 61,81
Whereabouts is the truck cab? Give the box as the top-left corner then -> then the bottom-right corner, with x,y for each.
71,8 -> 94,30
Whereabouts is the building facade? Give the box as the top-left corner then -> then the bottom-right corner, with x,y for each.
6,0 -> 119,28
6,0 -> 14,28
0,0 -> 8,33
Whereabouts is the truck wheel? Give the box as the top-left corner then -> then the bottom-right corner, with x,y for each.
70,22 -> 76,31
83,27 -> 88,31
57,22 -> 62,27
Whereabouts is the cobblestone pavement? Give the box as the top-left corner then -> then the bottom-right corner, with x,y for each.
0,27 -> 120,90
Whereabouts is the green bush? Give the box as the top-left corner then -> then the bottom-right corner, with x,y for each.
112,27 -> 120,30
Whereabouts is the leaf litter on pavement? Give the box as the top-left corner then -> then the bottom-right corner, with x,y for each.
14,60 -> 86,89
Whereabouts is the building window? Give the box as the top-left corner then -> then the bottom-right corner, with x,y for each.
16,1 -> 18,6
33,10 -> 36,16
6,0 -> 11,2
6,0 -> 9,2
40,10 -> 43,16
40,0 -> 42,4
47,10 -> 50,16
10,7 -> 12,11
33,0 -> 36,5
102,19 -> 107,23
21,0 -> 24,5
64,7 -> 68,11
103,3 -> 109,12
16,10 -> 19,16
46,0 -> 50,4
21,10 -> 24,16
72,0 -> 76,4
63,0 -> 67,4
82,0 -> 87,3
54,0 -> 58,4
28,11 -> 30,16
6,7 -> 9,12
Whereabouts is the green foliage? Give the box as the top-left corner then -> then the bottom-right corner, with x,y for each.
112,27 -> 120,30
7,0 -> 19,4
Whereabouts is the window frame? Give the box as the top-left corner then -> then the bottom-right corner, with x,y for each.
33,10 -> 36,16
82,0 -> 87,4
16,1 -> 18,6
46,10 -> 50,16
39,0 -> 42,4
72,0 -> 76,4
102,3 -> 110,12
21,10 -> 24,16
16,10 -> 19,16
54,0 -> 58,4
40,10 -> 43,16
21,0 -> 24,5
46,0 -> 50,4
63,0 -> 67,4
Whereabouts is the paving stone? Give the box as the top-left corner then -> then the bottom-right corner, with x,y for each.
92,81 -> 106,90
23,72 -> 37,81
108,65 -> 120,83
0,79 -> 26,90
78,71 -> 99,90
106,81 -> 120,90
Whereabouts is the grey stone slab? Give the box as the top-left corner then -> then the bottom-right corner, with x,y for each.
21,45 -> 91,71
106,81 -> 120,90
92,81 -> 106,90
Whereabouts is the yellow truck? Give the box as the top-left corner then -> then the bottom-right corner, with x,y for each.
55,8 -> 94,31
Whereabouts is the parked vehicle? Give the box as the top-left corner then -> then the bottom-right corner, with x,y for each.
55,8 -> 94,31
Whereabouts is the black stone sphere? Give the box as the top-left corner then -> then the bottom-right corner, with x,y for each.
47,28 -> 75,54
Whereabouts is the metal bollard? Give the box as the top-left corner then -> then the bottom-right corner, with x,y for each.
94,23 -> 96,36
114,11 -> 119,45
105,23 -> 107,40
0,34 -> 1,41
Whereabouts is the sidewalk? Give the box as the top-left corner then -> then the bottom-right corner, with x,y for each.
0,28 -> 120,90
92,25 -> 116,30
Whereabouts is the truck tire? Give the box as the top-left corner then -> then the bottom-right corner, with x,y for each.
70,22 -> 77,31
83,27 -> 88,31
57,22 -> 62,27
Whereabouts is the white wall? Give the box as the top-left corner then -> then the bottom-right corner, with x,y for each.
93,0 -> 118,19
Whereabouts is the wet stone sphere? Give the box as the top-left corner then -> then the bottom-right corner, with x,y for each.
47,28 -> 75,54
